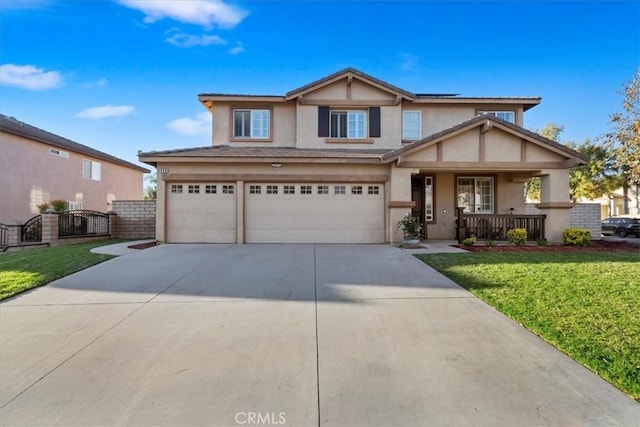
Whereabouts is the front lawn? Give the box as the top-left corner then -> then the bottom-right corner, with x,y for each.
416,252 -> 640,401
0,240 -> 127,300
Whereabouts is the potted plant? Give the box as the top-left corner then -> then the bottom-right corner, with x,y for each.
397,213 -> 422,245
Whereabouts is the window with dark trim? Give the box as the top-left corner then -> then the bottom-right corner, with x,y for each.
318,106 -> 380,138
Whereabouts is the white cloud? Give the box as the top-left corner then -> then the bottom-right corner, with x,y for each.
82,78 -> 109,88
166,32 -> 227,48
76,105 -> 134,119
0,64 -> 62,90
167,112 -> 212,136
118,0 -> 248,28
229,41 -> 244,55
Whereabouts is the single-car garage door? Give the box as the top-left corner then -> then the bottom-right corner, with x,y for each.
166,183 -> 236,243
245,183 -> 384,243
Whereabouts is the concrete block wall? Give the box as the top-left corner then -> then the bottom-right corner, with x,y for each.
525,203 -> 601,240
111,200 -> 156,239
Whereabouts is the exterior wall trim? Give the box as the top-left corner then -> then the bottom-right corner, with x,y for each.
161,173 -> 389,183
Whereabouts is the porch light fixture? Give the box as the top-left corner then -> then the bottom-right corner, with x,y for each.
270,163 -> 282,168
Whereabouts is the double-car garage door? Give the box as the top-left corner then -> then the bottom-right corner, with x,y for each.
166,182 -> 384,243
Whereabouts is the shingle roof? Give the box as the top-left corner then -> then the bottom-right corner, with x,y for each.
0,114 -> 149,173
382,114 -> 589,163
139,145 -> 391,162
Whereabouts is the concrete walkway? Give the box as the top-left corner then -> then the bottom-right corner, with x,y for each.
1,244 -> 637,426
90,239 -> 157,256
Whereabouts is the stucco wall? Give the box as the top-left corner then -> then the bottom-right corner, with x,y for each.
0,131 -> 145,223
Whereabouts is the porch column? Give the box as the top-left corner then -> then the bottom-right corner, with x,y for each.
536,169 -> 573,242
387,164 -> 418,243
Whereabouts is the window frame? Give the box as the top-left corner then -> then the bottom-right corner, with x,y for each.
477,110 -> 516,124
231,108 -> 272,141
82,159 -> 101,181
402,111 -> 422,141
456,175 -> 496,214
424,176 -> 435,223
330,109 -> 367,139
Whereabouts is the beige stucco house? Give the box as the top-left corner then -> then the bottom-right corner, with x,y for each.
0,114 -> 149,223
139,68 -> 588,244
582,184 -> 640,218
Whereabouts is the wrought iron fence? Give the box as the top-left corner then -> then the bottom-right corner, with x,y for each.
0,223 -> 8,247
22,215 -> 42,242
58,210 -> 109,237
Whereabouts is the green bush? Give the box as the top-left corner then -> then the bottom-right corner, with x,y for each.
463,235 -> 476,246
485,239 -> 495,247
50,199 -> 68,212
536,238 -> 548,246
37,202 -> 50,213
507,228 -> 527,245
562,227 -> 591,246
396,213 -> 421,238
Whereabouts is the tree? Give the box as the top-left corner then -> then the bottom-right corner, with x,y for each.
566,140 -> 622,201
144,172 -> 157,200
604,68 -> 640,185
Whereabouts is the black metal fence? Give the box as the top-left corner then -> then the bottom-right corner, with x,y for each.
58,210 -> 109,237
0,223 -> 7,247
22,215 -> 42,242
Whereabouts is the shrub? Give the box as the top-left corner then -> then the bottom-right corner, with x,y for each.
396,213 -> 421,238
507,228 -> 527,245
562,227 -> 591,246
37,202 -> 50,213
485,239 -> 495,247
463,235 -> 476,246
537,238 -> 548,246
49,199 -> 68,212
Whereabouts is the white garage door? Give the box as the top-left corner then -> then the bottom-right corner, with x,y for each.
166,183 -> 236,243
245,183 -> 384,243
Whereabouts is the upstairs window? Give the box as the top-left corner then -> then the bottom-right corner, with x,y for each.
479,111 -> 515,123
233,109 -> 270,139
402,111 -> 421,140
318,106 -> 380,139
82,160 -> 101,181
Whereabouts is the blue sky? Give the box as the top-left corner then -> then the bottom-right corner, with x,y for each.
1,0 -> 638,170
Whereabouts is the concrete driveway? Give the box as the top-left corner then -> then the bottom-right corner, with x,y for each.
1,244 -> 637,426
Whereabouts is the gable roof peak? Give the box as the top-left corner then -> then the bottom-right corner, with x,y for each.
285,67 -> 416,100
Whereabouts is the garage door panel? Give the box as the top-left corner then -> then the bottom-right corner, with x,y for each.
245,183 -> 384,244
167,183 -> 236,243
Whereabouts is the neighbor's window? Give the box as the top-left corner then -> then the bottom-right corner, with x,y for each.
424,176 -> 434,222
330,110 -> 366,139
479,111 -> 515,123
403,111 -> 421,140
82,160 -> 101,181
233,109 -> 270,139
457,177 -> 494,214
68,201 -> 83,210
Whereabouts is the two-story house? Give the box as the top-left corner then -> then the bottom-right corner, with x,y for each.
0,114 -> 149,223
139,68 -> 587,243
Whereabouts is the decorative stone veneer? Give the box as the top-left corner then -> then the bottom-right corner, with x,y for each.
525,203 -> 601,240
110,200 -> 156,239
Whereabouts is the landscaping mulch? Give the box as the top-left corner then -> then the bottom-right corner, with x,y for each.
456,240 -> 640,253
127,241 -> 158,250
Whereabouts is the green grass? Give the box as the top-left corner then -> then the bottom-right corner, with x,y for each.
0,239 -> 128,300
416,252 -> 640,401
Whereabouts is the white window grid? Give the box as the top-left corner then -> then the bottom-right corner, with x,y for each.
334,185 -> 346,195
171,184 -> 183,194
283,185 -> 295,194
351,185 -> 363,195
402,111 -> 421,140
205,185 -> 217,194
301,185 -> 312,194
223,185 -> 234,194
317,185 -> 329,195
188,185 -> 200,194
367,185 -> 380,195
249,185 -> 261,194
266,185 -> 278,194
